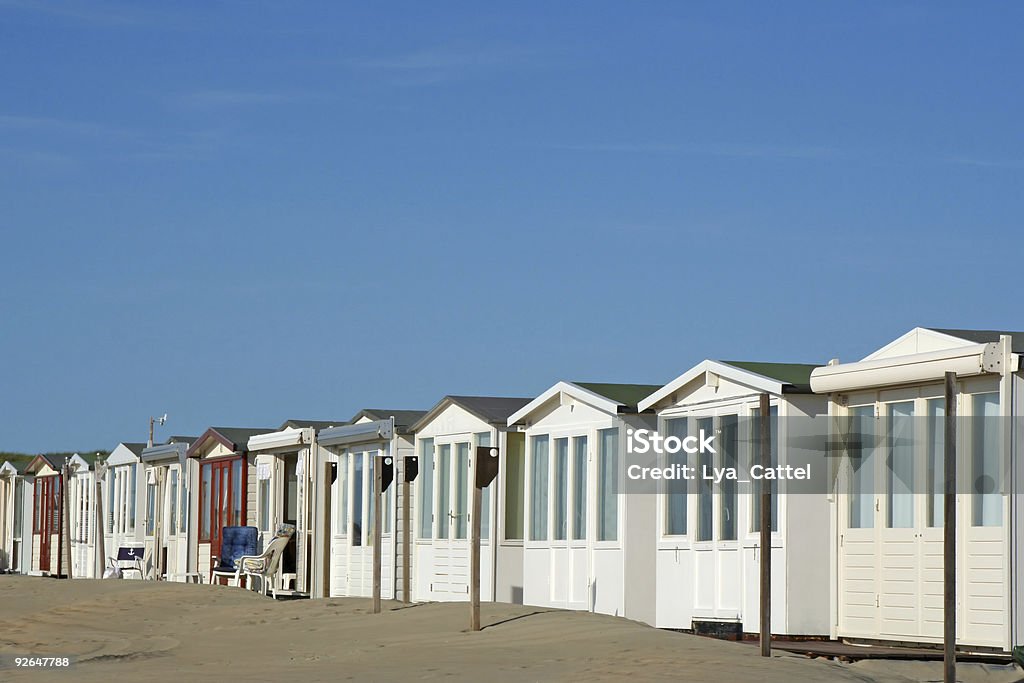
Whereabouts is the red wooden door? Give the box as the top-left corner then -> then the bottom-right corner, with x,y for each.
34,477 -> 58,571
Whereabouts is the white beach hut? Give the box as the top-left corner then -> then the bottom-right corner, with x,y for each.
412,396 -> 530,605
509,382 -> 660,624
810,327 -> 1023,651
247,419 -> 347,596
0,457 -> 33,574
101,442 -> 147,571
314,410 -> 424,601
142,436 -> 198,581
66,452 -> 105,579
637,361 -> 828,637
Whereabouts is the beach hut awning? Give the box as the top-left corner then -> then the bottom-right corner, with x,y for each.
142,442 -> 188,463
810,342 -> 1018,394
318,420 -> 393,448
248,427 -> 309,453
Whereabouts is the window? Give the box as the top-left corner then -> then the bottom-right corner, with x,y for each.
971,393 -> 1001,527
454,443 -> 469,539
128,464 -> 137,531
231,459 -> 243,527
474,432 -> 492,539
179,471 -> 188,534
530,436 -> 549,541
200,465 -> 212,539
437,445 -> 451,539
719,415 -> 738,541
367,453 -> 376,545
199,457 -> 246,542
696,417 -> 713,542
886,401 -> 914,529
572,436 -> 587,541
352,454 -> 364,546
664,417 -> 687,535
168,469 -> 178,538
13,479 -> 23,538
146,481 -> 156,535
258,476 -> 271,532
418,439 -> 434,539
926,399 -> 944,528
106,471 -> 115,533
504,433 -> 525,540
751,406 -> 779,533
337,452 -> 349,538
553,438 -> 568,541
597,428 -> 618,542
847,406 -> 875,529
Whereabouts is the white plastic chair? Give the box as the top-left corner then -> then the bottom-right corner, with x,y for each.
237,533 -> 293,597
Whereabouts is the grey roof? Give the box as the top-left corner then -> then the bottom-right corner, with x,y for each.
166,435 -> 197,445
413,396 -> 532,432
280,419 -> 349,431
926,328 -> 1024,354
720,361 -> 821,393
572,382 -> 663,412
350,409 -> 427,432
122,442 -> 147,457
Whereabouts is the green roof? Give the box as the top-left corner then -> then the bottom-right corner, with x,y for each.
0,454 -> 36,473
573,382 -> 663,411
720,361 -> 820,392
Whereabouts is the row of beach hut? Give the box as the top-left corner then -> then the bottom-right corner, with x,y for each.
0,327 -> 1021,653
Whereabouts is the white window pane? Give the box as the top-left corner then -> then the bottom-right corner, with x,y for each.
437,445 -> 451,540
664,418 -> 687,535
553,438 -> 568,541
530,436 -> 549,541
597,428 -> 618,542
572,436 -> 587,541
972,393 -> 1001,527
887,402 -> 914,529
418,439 -> 434,539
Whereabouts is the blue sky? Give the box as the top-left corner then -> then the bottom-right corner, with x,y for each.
1,2 -> 1022,452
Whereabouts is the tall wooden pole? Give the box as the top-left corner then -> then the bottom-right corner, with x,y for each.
372,455 -> 383,614
61,465 -> 72,579
402,476 -> 411,602
95,469 -> 106,577
470,478 -> 482,631
943,372 -> 957,683
759,393 -> 771,656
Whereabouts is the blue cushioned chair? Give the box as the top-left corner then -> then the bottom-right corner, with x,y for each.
210,526 -> 259,587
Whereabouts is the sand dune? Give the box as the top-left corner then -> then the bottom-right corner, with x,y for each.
0,576 -> 1015,682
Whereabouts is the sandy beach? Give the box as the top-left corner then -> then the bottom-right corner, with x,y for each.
0,576 -> 1018,683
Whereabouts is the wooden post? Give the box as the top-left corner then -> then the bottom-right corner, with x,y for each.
759,393 -> 771,656
95,471 -> 106,577
943,372 -> 957,683
372,454 -> 383,614
61,465 -> 72,579
402,477 -> 411,602
320,461 -> 333,598
470,477 -> 482,631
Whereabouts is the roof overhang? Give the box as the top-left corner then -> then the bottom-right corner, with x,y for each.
638,360 -> 786,413
248,427 -> 310,453
318,419 -> 393,449
810,340 -> 1019,394
507,381 -> 622,427
143,442 -> 189,466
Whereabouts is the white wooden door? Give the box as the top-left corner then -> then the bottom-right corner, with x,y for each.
428,441 -> 471,598
549,434 -> 591,610
329,448 -> 393,598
